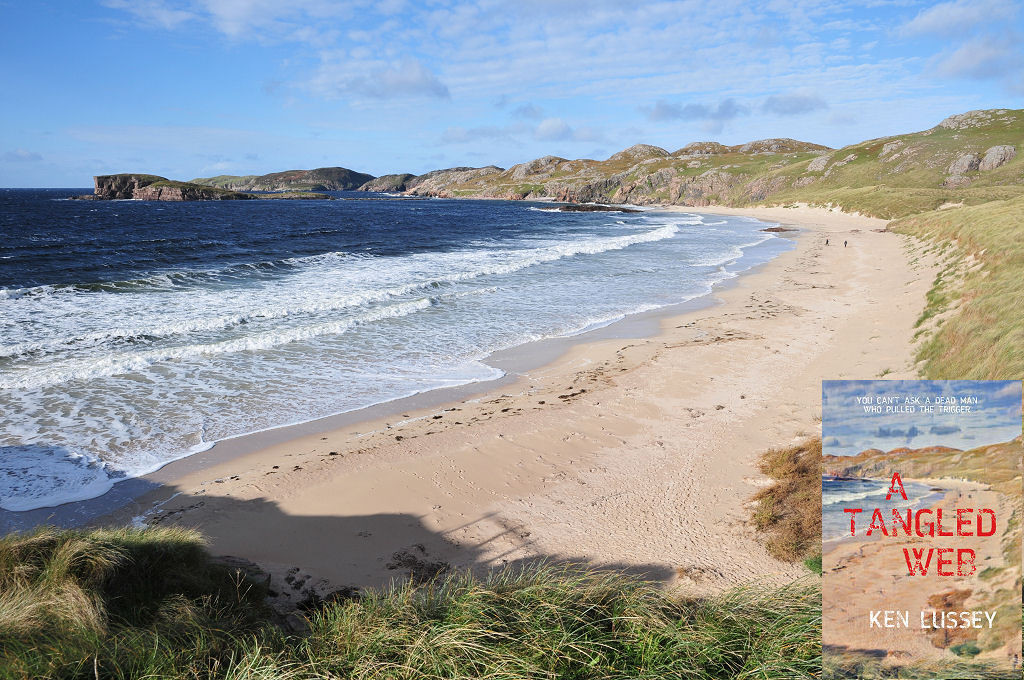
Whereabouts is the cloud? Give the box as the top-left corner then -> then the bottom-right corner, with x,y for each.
936,37 -> 1023,80
534,117 -> 572,141
929,425 -> 962,435
762,93 -> 828,116
101,0 -> 194,29
528,118 -> 604,143
512,103 -> 543,120
3,149 -> 43,162
875,425 -> 921,439
440,124 -> 522,144
640,98 -> 748,123
312,59 -> 450,99
902,0 -> 1017,38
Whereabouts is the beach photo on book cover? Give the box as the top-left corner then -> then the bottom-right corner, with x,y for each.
822,380 -> 1023,678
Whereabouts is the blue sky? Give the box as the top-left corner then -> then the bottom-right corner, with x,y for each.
823,380 -> 1023,456
1,0 -> 1022,187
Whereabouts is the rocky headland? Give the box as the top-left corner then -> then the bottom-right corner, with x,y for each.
73,174 -> 336,201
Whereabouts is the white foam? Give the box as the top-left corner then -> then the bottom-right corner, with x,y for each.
0,210 -> 789,511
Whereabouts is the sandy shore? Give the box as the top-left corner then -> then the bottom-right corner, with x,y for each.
99,204 -> 938,601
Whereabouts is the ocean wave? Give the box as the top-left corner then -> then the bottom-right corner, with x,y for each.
822,485 -> 892,505
0,297 -> 438,389
1,221 -> 684,363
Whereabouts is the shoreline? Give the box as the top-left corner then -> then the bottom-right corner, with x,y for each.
0,206 -> 785,530
13,204 -> 938,602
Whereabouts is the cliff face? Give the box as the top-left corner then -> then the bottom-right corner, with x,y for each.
192,167 -> 375,192
91,174 -> 165,199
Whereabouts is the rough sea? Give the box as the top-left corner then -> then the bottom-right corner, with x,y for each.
0,189 -> 792,511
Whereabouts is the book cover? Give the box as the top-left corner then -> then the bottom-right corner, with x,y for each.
822,380 -> 1023,678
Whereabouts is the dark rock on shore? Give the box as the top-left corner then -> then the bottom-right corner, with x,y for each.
557,204 -> 642,213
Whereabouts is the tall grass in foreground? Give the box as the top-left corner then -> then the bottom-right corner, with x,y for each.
0,526 -> 822,679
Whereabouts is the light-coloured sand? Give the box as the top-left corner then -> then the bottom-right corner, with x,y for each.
103,205 -> 938,601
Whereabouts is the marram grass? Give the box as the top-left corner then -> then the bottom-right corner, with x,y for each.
0,526 -> 822,679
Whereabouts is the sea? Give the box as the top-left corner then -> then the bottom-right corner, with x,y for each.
1,189 -> 792,512
822,476 -> 946,544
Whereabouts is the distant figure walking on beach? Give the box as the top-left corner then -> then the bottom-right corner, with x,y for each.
825,238 -> 829,245
844,240 -> 847,247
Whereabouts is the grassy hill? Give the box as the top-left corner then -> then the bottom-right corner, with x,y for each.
416,109 -> 1022,216
192,167 -> 375,192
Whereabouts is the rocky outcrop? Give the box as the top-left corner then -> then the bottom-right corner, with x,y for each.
937,109 -> 1015,130
558,204 -> 641,213
90,174 -> 164,199
404,166 -> 504,197
76,174 -> 333,200
607,144 -> 669,163
979,145 -> 1016,171
672,142 -> 729,156
74,174 -> 253,201
508,155 -> 567,180
737,138 -> 829,153
193,167 -> 375,192
132,182 -> 253,201
947,152 -> 980,176
357,173 -> 416,192
806,154 -> 831,172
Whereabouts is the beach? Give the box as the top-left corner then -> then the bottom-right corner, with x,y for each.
96,204 -> 938,600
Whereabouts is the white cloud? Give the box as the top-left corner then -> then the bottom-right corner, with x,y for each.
310,58 -> 451,100
762,92 -> 828,116
101,0 -> 194,29
902,0 -> 1018,38
936,37 -> 1023,79
640,98 -> 749,132
534,117 -> 572,141
3,149 -> 43,162
440,124 -> 525,144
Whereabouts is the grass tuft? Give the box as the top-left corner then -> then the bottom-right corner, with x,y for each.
750,439 -> 823,563
0,527 -> 823,679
